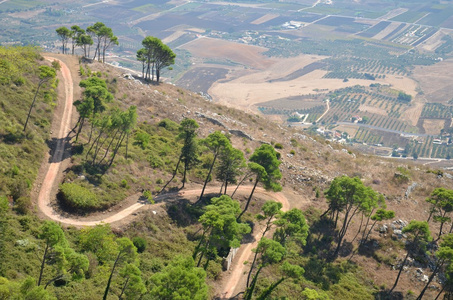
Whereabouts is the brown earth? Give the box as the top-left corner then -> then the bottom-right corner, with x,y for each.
423,119 -> 445,135
413,58 -> 453,103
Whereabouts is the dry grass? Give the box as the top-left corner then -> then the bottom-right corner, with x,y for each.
423,119 -> 445,135
413,58 -> 453,103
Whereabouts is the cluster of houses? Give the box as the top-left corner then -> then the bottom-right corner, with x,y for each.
281,21 -> 304,30
316,127 -> 350,144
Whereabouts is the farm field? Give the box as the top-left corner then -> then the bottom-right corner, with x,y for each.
413,59 -> 453,103
2,0 -> 453,158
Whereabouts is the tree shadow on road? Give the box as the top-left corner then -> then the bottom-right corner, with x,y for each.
46,135 -> 73,163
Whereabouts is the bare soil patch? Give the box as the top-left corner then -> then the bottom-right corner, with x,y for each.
423,119 -> 445,135
161,31 -> 187,44
372,22 -> 402,40
209,69 -> 410,112
413,58 -> 453,103
378,8 -> 408,20
417,29 -> 446,52
359,104 -> 387,116
250,13 -> 279,25
180,37 -> 275,70
381,74 -> 417,96
401,100 -> 424,126
335,124 -> 359,137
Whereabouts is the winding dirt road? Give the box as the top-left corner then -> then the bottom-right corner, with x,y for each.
37,57 -> 292,297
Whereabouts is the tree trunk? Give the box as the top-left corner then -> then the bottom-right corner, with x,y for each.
319,206 -> 331,219
45,274 -> 64,289
97,128 -> 120,166
75,117 -> 85,143
103,252 -> 121,300
37,243 -> 49,286
350,213 -> 364,244
125,133 -> 129,160
245,266 -> 262,300
182,160 -> 188,188
85,128 -> 103,161
332,205 -> 353,259
118,276 -> 130,300
193,229 -> 208,260
360,210 -> 374,244
197,152 -> 219,203
24,81 -> 44,131
256,277 -> 286,300
434,283 -> 445,300
197,239 -> 210,268
231,172 -> 250,198
246,250 -> 259,288
237,177 -> 259,221
224,181 -> 228,195
388,249 -> 412,294
363,220 -> 379,245
108,132 -> 126,168
416,260 -> 443,300
92,130 -> 108,165
159,155 -> 182,195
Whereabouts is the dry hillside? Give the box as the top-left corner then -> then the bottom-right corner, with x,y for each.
49,54 -> 453,298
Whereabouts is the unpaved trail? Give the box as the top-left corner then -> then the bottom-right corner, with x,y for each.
37,56 -> 293,296
316,99 -> 329,123
37,56 -> 75,225
35,58 -> 291,228
220,188 -> 290,298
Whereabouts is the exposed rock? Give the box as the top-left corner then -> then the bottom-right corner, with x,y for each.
229,129 -> 253,141
405,182 -> 418,198
379,225 -> 388,233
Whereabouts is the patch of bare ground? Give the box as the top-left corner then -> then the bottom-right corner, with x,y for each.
335,124 -> 359,137
423,119 -> 445,135
180,37 -> 275,70
417,29 -> 447,52
250,13 -> 279,25
372,22 -> 403,40
401,100 -> 424,126
413,58 -> 453,103
359,104 -> 388,116
210,70 -> 415,112
381,74 -> 418,97
378,8 -> 408,20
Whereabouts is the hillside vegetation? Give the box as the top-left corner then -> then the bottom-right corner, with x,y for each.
2,47 -> 453,300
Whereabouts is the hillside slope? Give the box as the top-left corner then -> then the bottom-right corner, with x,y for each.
1,49 -> 453,299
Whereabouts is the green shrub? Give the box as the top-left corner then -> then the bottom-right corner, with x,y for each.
120,179 -> 130,189
158,118 -> 179,131
134,131 -> 150,149
59,183 -> 99,210
132,237 -> 147,253
290,149 -> 296,155
143,190 -> 154,204
14,196 -> 31,215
